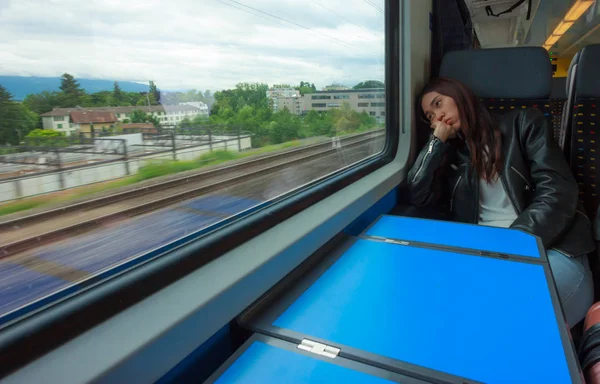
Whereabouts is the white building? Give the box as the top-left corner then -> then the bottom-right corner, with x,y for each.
178,102 -> 209,117
41,105 -> 206,136
266,88 -> 300,112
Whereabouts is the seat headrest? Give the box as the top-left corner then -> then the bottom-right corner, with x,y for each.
439,47 -> 552,99
576,44 -> 600,98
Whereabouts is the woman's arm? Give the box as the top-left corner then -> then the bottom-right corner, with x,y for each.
406,135 -> 451,206
509,108 -> 578,247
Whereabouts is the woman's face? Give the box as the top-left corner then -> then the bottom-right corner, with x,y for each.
421,91 -> 462,133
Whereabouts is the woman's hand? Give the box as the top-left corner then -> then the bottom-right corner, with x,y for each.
431,120 -> 456,142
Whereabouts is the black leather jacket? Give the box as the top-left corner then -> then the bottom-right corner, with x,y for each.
407,108 -> 595,257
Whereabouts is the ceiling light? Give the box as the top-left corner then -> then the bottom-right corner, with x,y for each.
553,20 -> 574,35
542,0 -> 594,49
564,0 -> 594,21
545,35 -> 561,46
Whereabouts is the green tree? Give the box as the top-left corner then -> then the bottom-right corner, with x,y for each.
59,73 -> 86,107
146,115 -> 160,127
330,102 -> 361,135
149,80 -> 160,104
24,128 -> 66,146
358,111 -> 377,130
88,91 -> 113,107
179,117 -> 192,129
192,114 -> 208,126
304,110 -> 333,137
113,81 -> 123,103
212,82 -> 269,116
353,80 -> 384,89
131,109 -> 149,123
130,109 -> 160,127
297,81 -> 317,95
136,92 -> 157,106
0,86 -> 39,145
268,108 -> 302,144
298,86 -> 315,95
23,91 -> 61,115
124,92 -> 142,106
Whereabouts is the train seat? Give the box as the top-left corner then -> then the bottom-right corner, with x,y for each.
439,46 -> 554,132
559,52 -> 582,161
551,76 -> 567,146
580,303 -> 600,383
395,47 -> 554,218
568,44 -> 600,219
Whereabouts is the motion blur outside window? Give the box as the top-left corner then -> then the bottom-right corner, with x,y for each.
0,0 -> 387,324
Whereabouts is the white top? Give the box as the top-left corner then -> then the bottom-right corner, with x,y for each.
478,175 -> 518,228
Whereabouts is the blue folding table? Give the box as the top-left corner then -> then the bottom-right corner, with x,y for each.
212,215 -> 581,383
206,334 -> 426,383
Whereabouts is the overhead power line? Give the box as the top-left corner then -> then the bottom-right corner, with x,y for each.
215,0 -> 292,29
218,0 -> 358,50
310,0 -> 378,38
364,0 -> 384,14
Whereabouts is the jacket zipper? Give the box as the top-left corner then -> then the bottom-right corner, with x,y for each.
412,138 -> 435,182
511,166 -> 534,191
576,209 -> 591,224
499,174 -> 519,213
449,175 -> 462,212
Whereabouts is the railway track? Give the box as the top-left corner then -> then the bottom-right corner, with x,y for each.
0,131 -> 383,258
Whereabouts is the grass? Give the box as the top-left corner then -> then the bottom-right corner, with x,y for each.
0,140 -> 306,217
70,177 -> 140,199
0,198 -> 50,216
239,140 -> 302,158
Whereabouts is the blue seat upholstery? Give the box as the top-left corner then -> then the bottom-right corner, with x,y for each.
560,52 -> 582,162
569,45 -> 600,218
439,47 -> 554,134
551,77 -> 567,144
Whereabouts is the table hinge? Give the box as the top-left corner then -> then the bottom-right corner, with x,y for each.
297,339 -> 340,358
384,238 -> 409,245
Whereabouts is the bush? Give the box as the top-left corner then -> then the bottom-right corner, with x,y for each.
136,151 -> 240,181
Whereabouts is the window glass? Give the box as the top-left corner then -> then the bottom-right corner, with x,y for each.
0,0 -> 387,324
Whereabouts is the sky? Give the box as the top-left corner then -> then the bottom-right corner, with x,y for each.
0,0 -> 386,92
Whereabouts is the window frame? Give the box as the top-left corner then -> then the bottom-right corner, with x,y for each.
0,0 -> 404,379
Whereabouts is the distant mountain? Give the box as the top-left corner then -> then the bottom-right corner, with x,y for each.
0,76 -> 150,101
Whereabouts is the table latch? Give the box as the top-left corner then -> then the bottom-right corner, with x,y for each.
297,339 -> 340,358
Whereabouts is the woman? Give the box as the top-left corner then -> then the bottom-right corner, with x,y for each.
407,77 -> 596,327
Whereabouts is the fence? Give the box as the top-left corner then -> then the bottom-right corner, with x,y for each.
0,131 -> 252,202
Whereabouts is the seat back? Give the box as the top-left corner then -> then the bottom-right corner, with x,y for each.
439,47 -> 553,128
560,52 -> 582,161
570,44 -> 600,218
551,77 -> 567,144
439,46 -> 553,129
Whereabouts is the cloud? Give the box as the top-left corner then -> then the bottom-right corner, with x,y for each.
0,0 -> 386,91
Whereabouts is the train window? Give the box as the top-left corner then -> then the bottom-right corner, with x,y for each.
0,0 -> 388,327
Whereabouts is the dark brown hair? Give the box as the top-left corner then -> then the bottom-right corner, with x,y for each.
418,77 -> 503,183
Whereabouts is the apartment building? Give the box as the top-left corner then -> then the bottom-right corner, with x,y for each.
303,88 -> 386,122
266,88 -> 301,112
